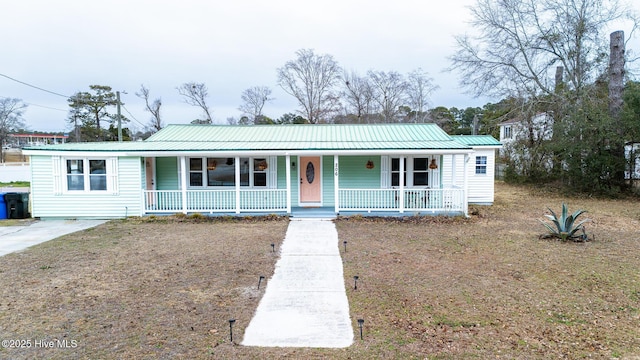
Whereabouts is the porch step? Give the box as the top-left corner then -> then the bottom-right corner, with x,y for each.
290,207 -> 337,219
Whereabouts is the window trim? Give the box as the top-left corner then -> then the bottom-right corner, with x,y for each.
62,157 -> 114,193
389,156 -> 437,188
503,125 -> 512,139
475,156 -> 488,175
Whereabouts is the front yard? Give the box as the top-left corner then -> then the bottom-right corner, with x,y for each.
0,183 -> 639,359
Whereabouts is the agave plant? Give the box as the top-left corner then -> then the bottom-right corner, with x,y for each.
540,203 -> 590,242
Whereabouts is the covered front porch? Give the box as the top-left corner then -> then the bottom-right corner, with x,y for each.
141,152 -> 471,217
142,186 -> 467,215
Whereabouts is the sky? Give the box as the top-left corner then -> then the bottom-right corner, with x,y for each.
2,0 -> 639,133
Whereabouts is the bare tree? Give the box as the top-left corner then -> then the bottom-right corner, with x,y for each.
239,86 -> 274,124
449,0 -> 638,100
368,70 -> 408,122
0,98 -> 26,162
136,84 -> 163,132
341,70 -> 376,123
277,49 -> 342,124
177,82 -> 212,124
406,68 -> 439,123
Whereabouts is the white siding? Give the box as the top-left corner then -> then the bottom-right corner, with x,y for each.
30,155 -> 143,219
443,149 -> 497,204
465,148 -> 496,204
441,154 -> 465,188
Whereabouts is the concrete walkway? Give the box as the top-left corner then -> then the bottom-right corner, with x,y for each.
0,220 -> 107,257
242,219 -> 353,348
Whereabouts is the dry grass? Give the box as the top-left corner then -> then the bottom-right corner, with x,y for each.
1,182 -> 640,359
1,149 -> 28,163
338,182 -> 640,359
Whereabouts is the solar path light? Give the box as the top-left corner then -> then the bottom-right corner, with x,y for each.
353,275 -> 359,290
229,319 -> 236,342
357,319 -> 364,340
258,275 -> 265,290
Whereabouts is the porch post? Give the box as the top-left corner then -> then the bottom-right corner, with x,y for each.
180,156 -> 188,214
399,156 -> 405,213
334,155 -> 339,213
235,156 -> 241,214
463,154 -> 469,216
285,154 -> 292,214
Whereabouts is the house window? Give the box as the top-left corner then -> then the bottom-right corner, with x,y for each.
205,157 -> 248,186
189,157 -> 263,187
476,156 -> 487,174
391,158 -> 406,187
189,158 -> 203,186
412,158 -> 429,186
66,159 -> 108,191
504,125 -> 512,139
390,157 -> 433,187
89,160 -> 107,190
253,158 -> 268,187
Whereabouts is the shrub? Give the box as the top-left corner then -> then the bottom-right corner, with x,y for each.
540,203 -> 590,242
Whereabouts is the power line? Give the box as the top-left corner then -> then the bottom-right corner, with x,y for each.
1,73 -> 151,129
0,73 -> 70,98
24,102 -> 68,112
122,104 -> 146,128
0,96 -> 67,112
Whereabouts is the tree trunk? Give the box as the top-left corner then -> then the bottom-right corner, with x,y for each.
554,66 -> 564,93
609,31 -> 625,120
609,30 -> 626,187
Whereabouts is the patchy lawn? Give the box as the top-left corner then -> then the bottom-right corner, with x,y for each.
337,183 -> 640,358
1,183 -> 639,359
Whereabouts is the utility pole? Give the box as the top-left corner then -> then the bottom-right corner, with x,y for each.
116,91 -> 123,142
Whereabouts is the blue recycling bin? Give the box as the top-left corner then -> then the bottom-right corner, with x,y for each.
0,192 -> 7,219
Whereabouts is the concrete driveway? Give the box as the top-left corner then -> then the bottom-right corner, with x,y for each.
0,219 -> 107,257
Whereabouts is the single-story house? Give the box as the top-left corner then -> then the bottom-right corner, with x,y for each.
22,124 -> 501,219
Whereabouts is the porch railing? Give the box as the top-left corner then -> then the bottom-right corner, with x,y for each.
142,187 -> 464,215
143,189 -> 287,214
337,187 -> 465,213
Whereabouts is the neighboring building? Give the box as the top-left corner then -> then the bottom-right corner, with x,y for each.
7,133 -> 69,148
499,113 -> 638,181
498,113 -> 553,152
625,142 -> 640,181
22,124 -> 502,219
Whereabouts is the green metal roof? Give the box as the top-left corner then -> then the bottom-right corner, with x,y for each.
24,124 -> 475,152
451,135 -> 502,147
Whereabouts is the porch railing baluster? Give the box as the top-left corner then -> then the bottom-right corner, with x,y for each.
337,187 -> 465,214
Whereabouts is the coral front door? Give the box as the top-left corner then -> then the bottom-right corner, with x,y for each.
300,156 -> 321,204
